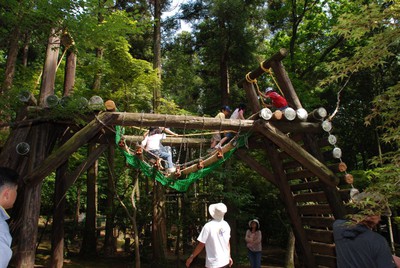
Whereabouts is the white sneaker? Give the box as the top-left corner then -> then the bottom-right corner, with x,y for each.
167,167 -> 176,173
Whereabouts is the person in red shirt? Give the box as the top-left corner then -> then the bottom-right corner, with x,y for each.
260,87 -> 288,110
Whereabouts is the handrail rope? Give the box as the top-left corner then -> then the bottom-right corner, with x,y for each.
199,116 -> 205,158
184,142 -> 190,168
236,119 -> 243,140
260,61 -> 285,97
218,112 -> 224,141
122,112 -> 135,149
163,114 -> 173,149
128,125 -> 234,137
178,140 -> 234,168
139,112 -> 144,138
176,114 -> 187,164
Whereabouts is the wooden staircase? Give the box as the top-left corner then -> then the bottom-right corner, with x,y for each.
265,130 -> 350,267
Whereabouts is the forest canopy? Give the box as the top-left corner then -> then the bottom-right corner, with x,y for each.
0,0 -> 399,267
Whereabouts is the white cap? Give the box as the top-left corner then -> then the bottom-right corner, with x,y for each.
265,87 -> 273,93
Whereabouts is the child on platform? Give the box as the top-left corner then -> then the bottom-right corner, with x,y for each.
260,87 -> 288,110
210,106 -> 231,149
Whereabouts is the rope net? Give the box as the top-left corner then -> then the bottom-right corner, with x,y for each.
115,126 -> 249,192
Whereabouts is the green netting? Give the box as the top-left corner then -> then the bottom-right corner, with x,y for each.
115,126 -> 249,192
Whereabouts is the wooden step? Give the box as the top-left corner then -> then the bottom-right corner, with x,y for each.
298,204 -> 332,216
293,191 -> 327,203
305,228 -> 333,243
314,254 -> 337,268
301,216 -> 335,229
282,160 -> 303,170
310,241 -> 336,256
290,180 -> 322,192
286,169 -> 316,180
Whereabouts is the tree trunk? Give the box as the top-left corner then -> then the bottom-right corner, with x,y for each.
131,171 -> 141,268
92,48 -> 103,92
13,124 -> 61,267
175,195 -> 182,268
285,228 -> 296,268
39,28 -> 60,106
63,49 -> 77,96
224,160 -> 238,259
103,145 -> 117,256
152,181 -> 166,266
220,51 -> 230,106
1,26 -> 21,93
50,161 -> 68,268
22,32 -> 30,67
152,0 -> 162,112
73,184 -> 82,239
80,144 -> 98,256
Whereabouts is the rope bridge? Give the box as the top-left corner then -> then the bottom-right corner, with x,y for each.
115,126 -> 249,192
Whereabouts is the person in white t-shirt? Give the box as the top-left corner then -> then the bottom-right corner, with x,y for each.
141,127 -> 176,173
186,203 -> 233,268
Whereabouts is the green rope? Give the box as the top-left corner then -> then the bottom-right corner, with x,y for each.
115,126 -> 249,192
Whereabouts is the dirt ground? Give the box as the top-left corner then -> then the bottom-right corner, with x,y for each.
34,245 -> 286,267
32,221 -> 287,268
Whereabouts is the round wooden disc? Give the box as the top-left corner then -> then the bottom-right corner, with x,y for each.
273,110 -> 283,120
344,173 -> 354,184
338,162 -> 347,172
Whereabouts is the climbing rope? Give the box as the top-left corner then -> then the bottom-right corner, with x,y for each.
260,61 -> 285,97
245,72 -> 267,108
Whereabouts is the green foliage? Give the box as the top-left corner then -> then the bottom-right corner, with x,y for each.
363,84 -> 400,202
320,1 -> 400,86
162,32 -> 204,114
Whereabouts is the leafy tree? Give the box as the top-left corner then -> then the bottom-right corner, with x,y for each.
320,0 -> 399,200
162,32 -> 203,114
178,0 -> 261,115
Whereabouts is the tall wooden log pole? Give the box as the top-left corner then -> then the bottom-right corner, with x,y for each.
269,60 -> 302,109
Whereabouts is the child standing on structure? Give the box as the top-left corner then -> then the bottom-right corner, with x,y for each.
214,103 -> 247,149
210,106 -> 231,149
260,87 -> 288,110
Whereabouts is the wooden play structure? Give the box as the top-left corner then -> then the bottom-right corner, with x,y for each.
0,48 -> 352,267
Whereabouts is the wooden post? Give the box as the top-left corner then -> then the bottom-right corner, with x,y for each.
50,161 -> 68,268
14,123 -> 63,267
269,60 -> 302,109
80,143 -> 99,256
242,82 -> 261,115
104,144 -> 117,256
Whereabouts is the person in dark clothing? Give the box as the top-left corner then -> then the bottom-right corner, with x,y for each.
333,191 -> 399,268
